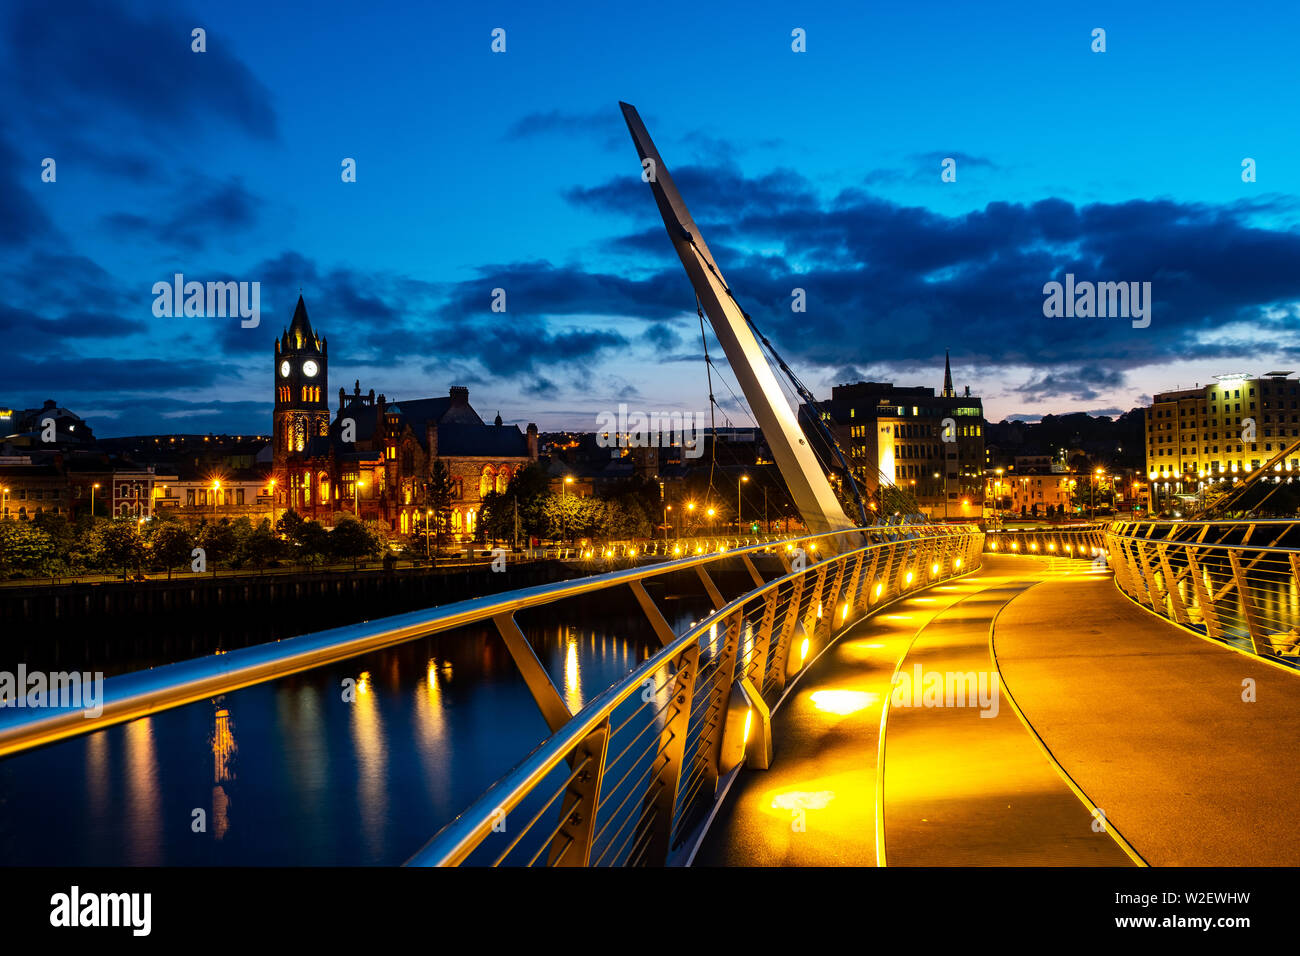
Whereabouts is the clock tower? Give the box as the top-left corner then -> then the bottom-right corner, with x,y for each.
273,295 -> 329,468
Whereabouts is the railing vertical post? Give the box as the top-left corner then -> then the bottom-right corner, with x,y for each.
1156,545 -> 1190,625
768,575 -> 804,695
701,611 -> 743,798
746,590 -> 778,687
546,719 -> 610,866
642,644 -> 699,866
1135,541 -> 1163,611
804,562 -> 829,638
1184,547 -> 1223,640
1227,548 -> 1271,658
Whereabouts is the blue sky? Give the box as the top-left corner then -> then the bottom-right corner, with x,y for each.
5,0 -> 1300,436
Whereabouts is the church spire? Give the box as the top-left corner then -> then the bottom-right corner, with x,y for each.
942,349 -> 955,398
288,294 -> 319,350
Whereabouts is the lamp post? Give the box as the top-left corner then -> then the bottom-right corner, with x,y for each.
90,482 -> 99,520
268,479 -> 277,528
354,478 -> 365,517
738,474 -> 749,533
706,505 -> 716,534
425,508 -> 433,558
664,503 -> 671,544
212,480 -> 220,516
1,486 -> 8,520
933,471 -> 945,520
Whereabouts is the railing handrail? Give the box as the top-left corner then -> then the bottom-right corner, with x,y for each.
0,525 -> 954,759
404,524 -> 978,866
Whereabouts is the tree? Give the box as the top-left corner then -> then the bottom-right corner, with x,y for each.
329,515 -> 377,569
0,522 -> 56,577
275,508 -> 306,543
92,520 -> 145,580
427,458 -> 457,562
150,522 -> 193,579
296,520 -> 331,566
238,520 -> 284,571
197,520 -> 238,576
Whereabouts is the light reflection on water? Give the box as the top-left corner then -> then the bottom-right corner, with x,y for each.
0,602 -> 707,866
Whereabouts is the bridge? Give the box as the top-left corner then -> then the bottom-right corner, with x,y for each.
3,104 -> 1298,870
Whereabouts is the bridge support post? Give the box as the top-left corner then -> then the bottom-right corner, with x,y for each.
1184,548 -> 1224,640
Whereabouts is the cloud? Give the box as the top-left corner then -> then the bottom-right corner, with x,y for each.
3,0 -> 277,141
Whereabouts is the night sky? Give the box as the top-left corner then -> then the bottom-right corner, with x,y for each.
4,0 -> 1300,437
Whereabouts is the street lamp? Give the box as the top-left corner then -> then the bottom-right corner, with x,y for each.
212,479 -> 221,516
664,503 -> 672,543
268,478 -> 277,527
425,508 -> 433,558
354,478 -> 366,516
1,486 -> 8,520
738,474 -> 749,533
90,482 -> 100,520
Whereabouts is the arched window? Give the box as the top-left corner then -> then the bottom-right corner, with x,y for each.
495,467 -> 511,494
318,472 -> 330,504
479,465 -> 495,498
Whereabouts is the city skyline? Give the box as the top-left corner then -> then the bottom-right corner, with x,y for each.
5,0 -> 1300,437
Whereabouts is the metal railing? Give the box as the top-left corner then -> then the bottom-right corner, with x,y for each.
406,523 -> 983,866
1105,519 -> 1300,666
983,525 -> 1108,560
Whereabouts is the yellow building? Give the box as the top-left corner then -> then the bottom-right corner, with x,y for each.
1146,372 -> 1300,496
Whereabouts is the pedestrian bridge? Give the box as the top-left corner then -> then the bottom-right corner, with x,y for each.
2,520 -> 1296,866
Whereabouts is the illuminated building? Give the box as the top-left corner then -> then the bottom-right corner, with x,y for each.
801,352 -> 985,517
270,296 -> 539,536
1146,372 -> 1300,498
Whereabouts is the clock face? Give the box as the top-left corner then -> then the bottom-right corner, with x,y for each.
279,360 -> 291,378
302,360 -> 319,378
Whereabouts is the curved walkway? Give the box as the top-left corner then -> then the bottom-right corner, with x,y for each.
993,570 -> 1300,866
697,558 -> 1129,865
700,553 -> 1300,866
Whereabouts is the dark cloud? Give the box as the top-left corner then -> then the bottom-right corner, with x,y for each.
564,163 -> 1300,403
6,357 -> 221,393
3,0 -> 276,141
101,176 -> 260,251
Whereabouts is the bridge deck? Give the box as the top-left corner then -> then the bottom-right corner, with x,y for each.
697,554 -> 1300,867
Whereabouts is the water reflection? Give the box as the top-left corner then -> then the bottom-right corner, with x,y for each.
0,596 -> 713,865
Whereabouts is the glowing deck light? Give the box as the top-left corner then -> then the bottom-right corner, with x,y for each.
954,558 -> 962,568
874,582 -> 883,598
742,708 -> 753,745
628,548 -> 637,557
1030,543 -> 1038,551
1048,543 -> 1056,551
799,636 -> 810,663
1011,541 -> 1019,550
816,602 -> 823,620
839,602 -> 848,621
931,563 -> 939,575
810,690 -> 877,715
904,570 -> 914,584
673,546 -> 681,555
990,542 -> 998,551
